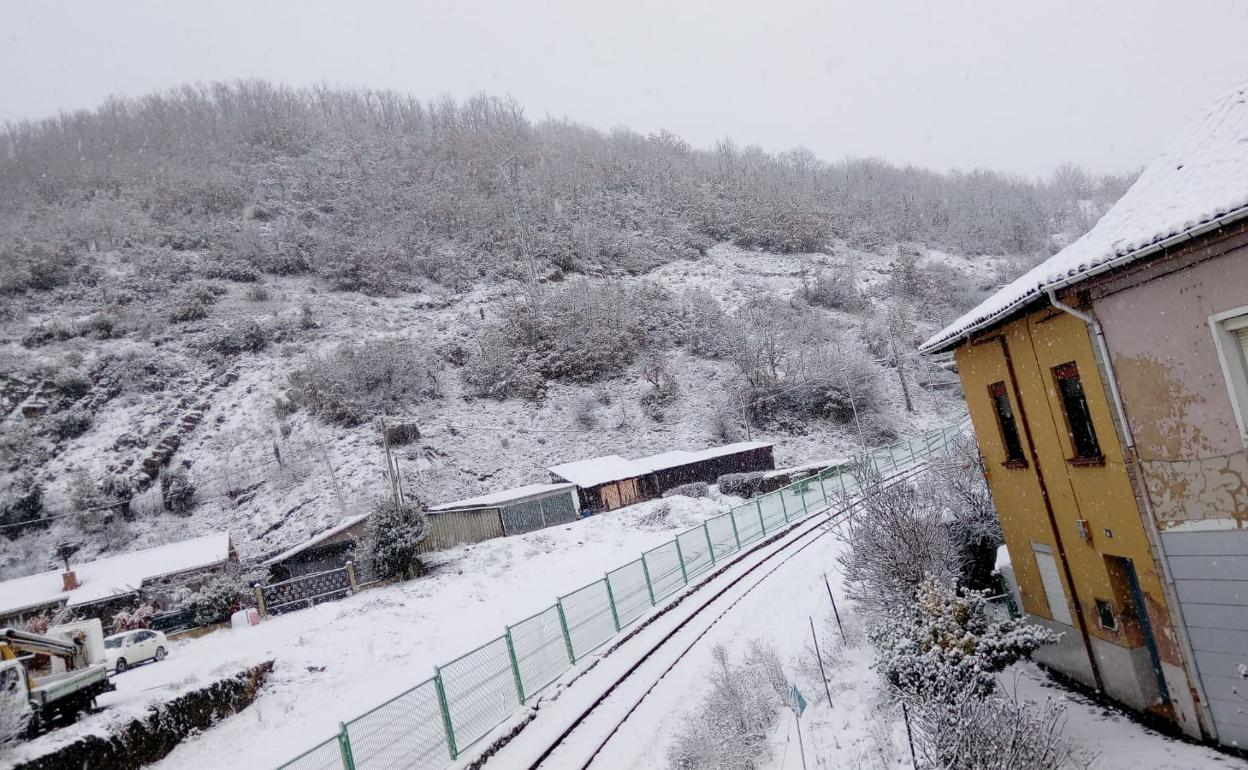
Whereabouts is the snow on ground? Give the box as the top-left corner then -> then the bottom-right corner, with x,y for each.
77,492 -> 736,770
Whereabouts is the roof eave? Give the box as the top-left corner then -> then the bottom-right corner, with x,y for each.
919,205 -> 1248,355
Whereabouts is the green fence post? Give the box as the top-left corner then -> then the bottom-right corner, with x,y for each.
778,490 -> 788,523
799,484 -> 809,516
604,577 -> 622,632
839,469 -> 847,495
640,555 -> 657,605
674,537 -> 689,584
556,599 -> 577,664
337,723 -> 356,770
756,499 -> 768,533
729,512 -> 741,550
433,670 -> 458,760
703,521 -> 716,564
817,473 -> 828,505
504,627 -> 526,704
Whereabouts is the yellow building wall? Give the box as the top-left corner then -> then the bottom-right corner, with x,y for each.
954,308 -> 1179,662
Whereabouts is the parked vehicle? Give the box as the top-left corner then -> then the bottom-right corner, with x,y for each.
103,629 -> 169,673
0,620 -> 115,735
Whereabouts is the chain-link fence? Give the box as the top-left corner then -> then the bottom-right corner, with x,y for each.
276,420 -> 968,770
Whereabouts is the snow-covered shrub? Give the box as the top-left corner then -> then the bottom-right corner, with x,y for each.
53,368 -> 91,400
240,320 -> 267,353
665,642 -> 788,770
870,579 -> 1056,700
663,482 -> 708,499
0,477 -> 42,534
639,352 -> 679,420
294,338 -> 441,426
802,262 -> 868,312
160,468 -> 197,515
100,474 -> 133,520
678,288 -> 732,358
170,298 -> 210,323
364,498 -> 428,580
837,475 -> 963,621
50,406 -> 93,439
112,603 -> 157,632
717,472 -> 763,499
934,434 -> 1004,590
913,684 -> 1073,770
573,393 -> 599,428
186,575 -> 243,627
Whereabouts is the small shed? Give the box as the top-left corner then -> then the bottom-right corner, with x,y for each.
548,455 -> 652,513
635,440 -> 776,496
428,482 -> 581,538
261,513 -> 371,582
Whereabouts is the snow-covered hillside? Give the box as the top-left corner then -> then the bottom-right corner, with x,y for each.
1,242 -> 982,576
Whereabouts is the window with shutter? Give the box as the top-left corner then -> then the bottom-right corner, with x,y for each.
988,381 -> 1026,467
1052,362 -> 1103,463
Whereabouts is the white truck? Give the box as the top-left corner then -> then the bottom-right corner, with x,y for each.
1,620 -> 115,736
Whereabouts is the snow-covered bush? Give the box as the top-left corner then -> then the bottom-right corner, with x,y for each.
870,579 -> 1056,699
837,475 -> 963,621
160,468 -> 197,515
294,338 -> 441,426
50,406 -> 93,439
53,368 -> 92,400
913,684 -> 1073,770
934,434 -> 1004,590
112,603 -> 157,632
678,288 -> 732,358
364,498 -> 428,580
717,471 -> 764,499
187,575 -> 243,627
802,262 -> 868,312
0,477 -> 42,534
666,642 -> 788,770
663,482 -> 708,499
639,352 -> 679,421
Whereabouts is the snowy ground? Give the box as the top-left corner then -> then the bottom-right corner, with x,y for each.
1,492 -> 737,770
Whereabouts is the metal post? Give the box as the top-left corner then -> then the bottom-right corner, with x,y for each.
604,577 -> 621,632
673,538 -> 689,584
337,722 -> 357,770
901,702 -> 919,770
729,512 -> 741,550
504,628 -> 526,704
810,616 -> 834,709
756,499 -> 767,534
703,521 -> 716,565
344,560 -> 358,593
640,555 -> 657,605
556,600 -> 576,663
253,583 -> 267,617
794,709 -> 808,770
823,573 -> 846,643
433,671 -> 458,759
778,492 -> 788,524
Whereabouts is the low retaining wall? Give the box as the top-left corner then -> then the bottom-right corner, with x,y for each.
14,661 -> 274,770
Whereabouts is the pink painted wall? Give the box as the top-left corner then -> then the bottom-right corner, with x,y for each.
1095,244 -> 1248,527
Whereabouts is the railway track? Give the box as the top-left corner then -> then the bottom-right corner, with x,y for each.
492,462 -> 934,770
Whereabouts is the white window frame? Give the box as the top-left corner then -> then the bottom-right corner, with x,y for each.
1209,305 -> 1248,448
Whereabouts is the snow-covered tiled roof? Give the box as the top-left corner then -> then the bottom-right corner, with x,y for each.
427,482 -> 577,512
260,513 -> 370,567
547,455 -> 649,487
634,441 -> 774,473
922,83 -> 1248,354
0,532 -> 234,616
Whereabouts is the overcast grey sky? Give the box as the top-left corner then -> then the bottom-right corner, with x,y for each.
3,0 -> 1247,177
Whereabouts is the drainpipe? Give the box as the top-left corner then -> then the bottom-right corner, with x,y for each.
1046,289 -> 1218,741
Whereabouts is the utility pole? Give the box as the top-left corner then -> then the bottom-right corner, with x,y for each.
841,370 -> 866,451
308,416 -> 348,516
379,415 -> 405,508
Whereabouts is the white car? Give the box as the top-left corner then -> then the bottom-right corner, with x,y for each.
103,629 -> 169,673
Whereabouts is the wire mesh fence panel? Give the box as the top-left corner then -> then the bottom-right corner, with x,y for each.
439,637 -> 519,753
607,559 -> 651,629
732,504 -> 763,544
276,737 -> 345,770
705,513 -> 738,561
345,678 -> 449,770
643,540 -> 684,601
677,526 -> 713,579
758,492 -> 786,531
509,605 -> 571,700
560,579 -> 616,660
779,485 -> 807,522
